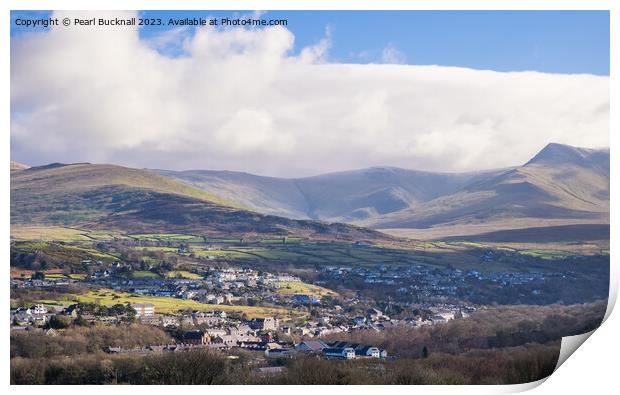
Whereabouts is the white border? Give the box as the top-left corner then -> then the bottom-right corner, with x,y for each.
2,1 -> 617,394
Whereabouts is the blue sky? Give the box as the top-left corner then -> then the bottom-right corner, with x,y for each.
11,10 -> 609,75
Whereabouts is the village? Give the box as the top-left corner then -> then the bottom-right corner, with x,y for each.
10,259 -> 484,362
11,298 -> 466,363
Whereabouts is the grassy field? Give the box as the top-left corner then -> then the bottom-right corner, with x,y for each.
129,234 -> 206,243
11,225 -> 122,242
43,273 -> 68,280
10,267 -> 66,279
132,271 -> 160,278
12,227 -> 596,279
136,246 -> 180,253
277,281 -> 338,297
35,289 -> 300,319
165,270 -> 203,279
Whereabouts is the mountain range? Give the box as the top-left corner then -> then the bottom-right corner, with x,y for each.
10,163 -> 384,241
159,143 -> 610,231
11,143 -> 609,240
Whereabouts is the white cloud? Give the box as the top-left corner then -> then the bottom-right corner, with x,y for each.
381,43 -> 406,64
11,11 -> 609,177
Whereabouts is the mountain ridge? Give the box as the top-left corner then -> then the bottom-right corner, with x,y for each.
10,163 -> 389,241
157,143 -> 609,231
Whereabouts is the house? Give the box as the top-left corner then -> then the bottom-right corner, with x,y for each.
265,348 -> 295,358
30,304 -> 48,315
63,304 -> 79,318
429,315 -> 448,324
296,340 -> 328,352
132,303 -> 155,318
160,316 -> 180,327
323,347 -> 356,360
206,328 -> 227,337
45,328 -> 58,337
182,330 -> 210,345
213,335 -> 240,347
280,325 -> 292,335
249,317 -> 279,331
228,324 -> 252,336
328,341 -> 385,359
355,345 -> 381,358
292,294 -> 320,304
139,315 -> 160,325
93,270 -> 110,278
193,312 -> 223,326
353,316 -> 366,325
366,308 -> 383,321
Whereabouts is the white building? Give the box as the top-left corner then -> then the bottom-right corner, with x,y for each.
132,303 -> 155,317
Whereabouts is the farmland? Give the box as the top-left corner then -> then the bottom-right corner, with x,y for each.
277,281 -> 339,297
11,225 -> 602,276
31,289 -> 299,319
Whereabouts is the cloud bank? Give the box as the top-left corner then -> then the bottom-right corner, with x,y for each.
11,11 -> 609,177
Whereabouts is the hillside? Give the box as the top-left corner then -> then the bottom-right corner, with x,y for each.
10,161 -> 30,171
365,143 -> 610,230
10,163 -> 388,241
158,167 -> 504,222
160,143 -> 609,236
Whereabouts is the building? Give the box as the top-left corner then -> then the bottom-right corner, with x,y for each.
213,335 -> 240,347
355,346 -> 381,358
139,315 -> 160,325
296,340 -> 328,352
63,304 -> 79,318
327,341 -> 385,359
160,315 -> 180,327
292,294 -> 320,304
250,317 -> 279,331
132,303 -> 155,318
366,308 -> 383,321
193,311 -> 223,326
31,304 -> 48,315
182,330 -> 210,345
265,348 -> 295,358
323,347 -> 356,360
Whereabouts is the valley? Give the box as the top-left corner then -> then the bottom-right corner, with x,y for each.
9,142 -> 610,384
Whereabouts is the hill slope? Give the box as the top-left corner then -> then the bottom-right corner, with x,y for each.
10,163 -> 387,240
365,143 -> 610,229
158,167 -> 502,222
160,143 -> 609,233
10,161 -> 30,171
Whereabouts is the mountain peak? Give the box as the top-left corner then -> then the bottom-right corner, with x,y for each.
10,161 -> 30,171
526,142 -> 607,167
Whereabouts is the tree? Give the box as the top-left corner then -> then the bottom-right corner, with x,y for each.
31,271 -> 45,280
74,315 -> 90,327
48,315 -> 70,329
421,345 -> 429,359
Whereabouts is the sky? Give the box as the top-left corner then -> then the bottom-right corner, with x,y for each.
10,10 -> 610,176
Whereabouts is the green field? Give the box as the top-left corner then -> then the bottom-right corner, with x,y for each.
35,289 -> 299,319
277,281 -> 338,297
11,225 -> 122,242
132,271 -> 160,279
518,249 -> 572,260
165,270 -> 203,279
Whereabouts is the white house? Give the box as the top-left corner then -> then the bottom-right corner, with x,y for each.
323,347 -> 356,360
31,304 -> 48,315
132,303 -> 155,317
